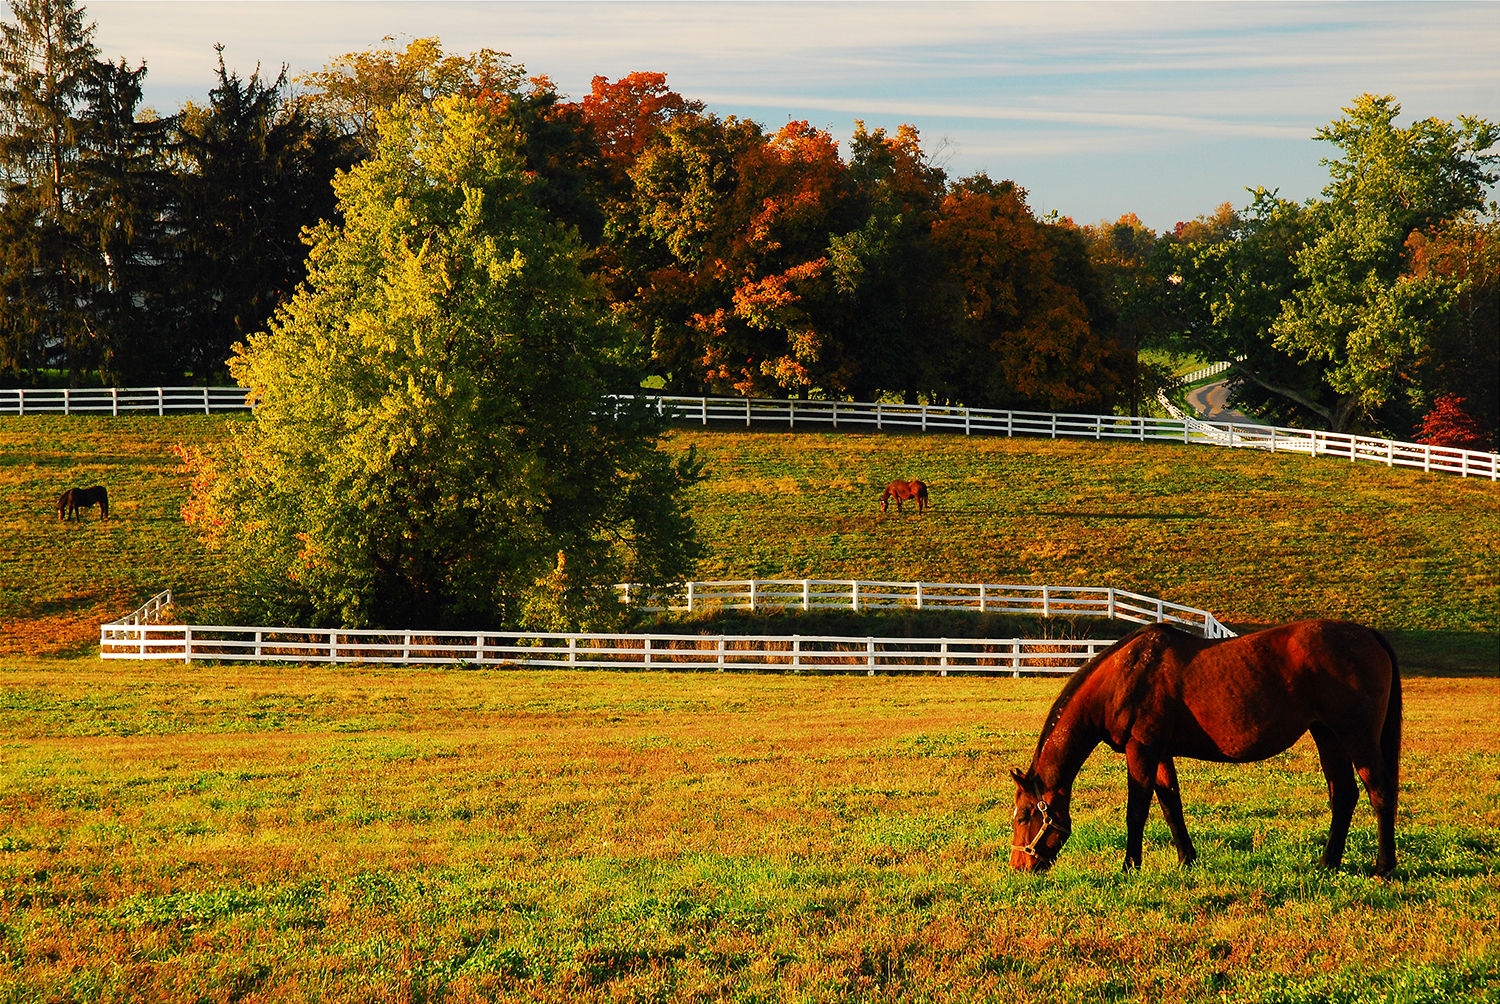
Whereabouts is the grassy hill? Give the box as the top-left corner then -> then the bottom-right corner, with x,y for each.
3,416 -> 1497,667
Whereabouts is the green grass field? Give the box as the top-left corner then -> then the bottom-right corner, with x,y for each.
4,416 -> 1498,663
2,414 -> 1497,1001
0,660 -> 1495,1002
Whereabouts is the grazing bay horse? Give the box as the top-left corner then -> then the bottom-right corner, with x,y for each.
880,479 -> 929,513
58,485 -> 109,521
1009,620 -> 1401,876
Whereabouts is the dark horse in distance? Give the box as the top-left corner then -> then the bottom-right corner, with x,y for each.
880,479 -> 929,513
58,485 -> 109,521
1009,620 -> 1401,876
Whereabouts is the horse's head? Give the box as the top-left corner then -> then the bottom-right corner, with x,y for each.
1008,767 -> 1071,871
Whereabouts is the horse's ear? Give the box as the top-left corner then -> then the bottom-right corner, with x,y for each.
1009,767 -> 1028,788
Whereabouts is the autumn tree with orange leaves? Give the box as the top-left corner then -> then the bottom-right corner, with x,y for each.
930,177 -> 1116,411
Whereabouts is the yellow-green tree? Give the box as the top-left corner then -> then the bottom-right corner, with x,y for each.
184,96 -> 701,630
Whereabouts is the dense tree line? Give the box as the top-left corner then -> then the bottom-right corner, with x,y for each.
3,2 -> 1496,445
0,0 -> 356,385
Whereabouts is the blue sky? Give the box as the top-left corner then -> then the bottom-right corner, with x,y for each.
88,1 -> 1499,232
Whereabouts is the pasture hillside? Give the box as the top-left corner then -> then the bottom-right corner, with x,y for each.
0,659 -> 1494,1001
2,416 -> 1497,666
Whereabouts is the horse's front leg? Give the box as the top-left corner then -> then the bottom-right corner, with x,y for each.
1123,740 -> 1160,871
1153,757 -> 1197,866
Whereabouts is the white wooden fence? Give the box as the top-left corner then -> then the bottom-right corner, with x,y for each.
0,385 -> 249,416
100,577 -> 1234,671
623,395 -> 1498,481
10,385 -> 1490,480
618,578 -> 1236,639
1182,360 -> 1233,383
98,622 -> 1114,676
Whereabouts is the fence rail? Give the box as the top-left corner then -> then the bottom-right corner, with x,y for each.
0,385 -> 250,416
98,622 -> 1114,675
11,385 -> 1490,480
1182,360 -> 1233,383
623,394 -> 1497,481
621,578 -> 1235,639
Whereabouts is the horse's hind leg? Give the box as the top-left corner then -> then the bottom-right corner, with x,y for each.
1310,724 -> 1359,870
1153,757 -> 1197,866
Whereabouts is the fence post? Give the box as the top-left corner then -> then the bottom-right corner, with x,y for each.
922,403 -> 928,431
964,408 -> 970,435
1050,413 -> 1057,439
157,387 -> 164,416
1424,444 -> 1431,473
717,635 -> 725,672
404,631 -> 412,662
112,387 -> 119,416
330,631 -> 338,662
16,388 -> 23,417
832,401 -> 838,428
702,397 -> 708,425
1011,640 -> 1020,679
916,582 -> 924,610
687,580 -> 696,611
940,640 -> 948,676
746,398 -> 751,426
644,636 -> 652,670
1042,584 -> 1050,618
475,633 -> 484,663
866,637 -> 875,676
789,399 -> 795,428
979,583 -> 987,612
851,580 -> 860,612
1006,411 -> 1013,437
1388,440 -> 1394,468
256,629 -> 264,660
750,580 -> 758,611
202,387 -> 210,414
63,387 -> 70,415
569,636 -> 577,667
876,402 -> 882,430
802,579 -> 810,610
793,636 -> 801,672
183,627 -> 192,663
1094,415 -> 1101,440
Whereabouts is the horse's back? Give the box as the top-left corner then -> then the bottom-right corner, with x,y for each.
1098,621 -> 1395,762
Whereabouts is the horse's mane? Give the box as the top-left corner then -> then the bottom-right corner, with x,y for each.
1028,624 -> 1186,769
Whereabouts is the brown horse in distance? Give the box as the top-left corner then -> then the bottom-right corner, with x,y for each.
58,485 -> 109,521
1009,620 -> 1401,876
880,479 -> 929,513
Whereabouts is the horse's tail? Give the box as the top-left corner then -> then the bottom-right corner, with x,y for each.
1373,629 -> 1402,782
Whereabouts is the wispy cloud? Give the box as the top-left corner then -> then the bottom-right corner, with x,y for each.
87,0 -> 1500,229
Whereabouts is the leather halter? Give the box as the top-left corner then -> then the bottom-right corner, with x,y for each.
1012,797 -> 1070,861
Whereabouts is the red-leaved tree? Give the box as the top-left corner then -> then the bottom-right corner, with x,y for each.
1415,394 -> 1488,450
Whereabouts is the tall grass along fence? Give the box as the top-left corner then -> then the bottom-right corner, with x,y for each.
11,385 -> 1490,481
101,580 -> 1231,673
618,578 -> 1236,639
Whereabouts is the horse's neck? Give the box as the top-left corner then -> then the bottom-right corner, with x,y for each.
1033,699 -> 1101,795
